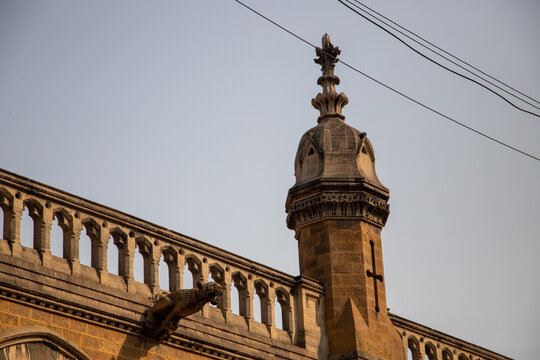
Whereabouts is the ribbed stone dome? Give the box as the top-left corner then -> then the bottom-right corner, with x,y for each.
293,116 -> 387,194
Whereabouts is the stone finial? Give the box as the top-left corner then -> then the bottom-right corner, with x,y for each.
312,34 -> 349,122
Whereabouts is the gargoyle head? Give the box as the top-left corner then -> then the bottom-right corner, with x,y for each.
143,281 -> 225,341
198,281 -> 223,306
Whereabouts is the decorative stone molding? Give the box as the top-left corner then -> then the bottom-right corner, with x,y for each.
286,191 -> 390,231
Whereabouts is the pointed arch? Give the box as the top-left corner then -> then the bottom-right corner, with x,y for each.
295,134 -> 323,183
109,227 -> 127,248
0,186 -> 13,240
442,348 -> 453,360
232,271 -> 249,317
184,254 -> 202,289
356,132 -> 376,161
23,198 -> 43,216
109,227 -> 128,278
209,263 -> 225,284
0,186 -> 13,207
135,236 -> 155,290
22,198 -> 44,251
80,217 -> 100,237
0,326 -> 91,360
161,246 -> 178,265
407,336 -> 421,360
160,245 -> 179,291
275,286 -> 292,331
23,198 -> 43,249
297,132 -> 323,166
254,279 -> 270,325
52,207 -> 73,259
52,208 -> 73,230
81,217 -> 101,268
424,341 -> 438,360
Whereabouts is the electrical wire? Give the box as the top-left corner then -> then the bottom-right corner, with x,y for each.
0,100 -> 61,182
342,0 -> 540,111
339,0 -> 540,118
346,0 -> 540,106
233,0 -> 540,163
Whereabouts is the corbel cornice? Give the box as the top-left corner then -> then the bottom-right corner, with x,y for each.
286,191 -> 389,232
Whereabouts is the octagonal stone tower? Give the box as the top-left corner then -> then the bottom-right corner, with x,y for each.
286,34 -> 402,360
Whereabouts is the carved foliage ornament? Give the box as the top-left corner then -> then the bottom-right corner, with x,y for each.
312,33 -> 349,122
286,191 -> 389,230
143,282 -> 223,341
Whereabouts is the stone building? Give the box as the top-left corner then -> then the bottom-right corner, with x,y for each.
0,35 -> 510,360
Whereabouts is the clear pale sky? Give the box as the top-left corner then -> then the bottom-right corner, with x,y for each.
0,1 -> 538,359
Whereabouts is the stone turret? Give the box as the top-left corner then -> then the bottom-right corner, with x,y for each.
286,34 -> 402,360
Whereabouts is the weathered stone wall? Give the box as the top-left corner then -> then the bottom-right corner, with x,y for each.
0,297 -> 212,360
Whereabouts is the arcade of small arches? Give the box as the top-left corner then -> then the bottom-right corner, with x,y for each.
0,186 -> 293,334
402,332 -> 482,360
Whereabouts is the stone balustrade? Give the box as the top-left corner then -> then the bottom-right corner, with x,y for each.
390,314 -> 511,360
0,168 -> 326,358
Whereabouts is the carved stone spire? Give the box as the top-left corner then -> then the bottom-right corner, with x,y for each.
312,33 -> 349,122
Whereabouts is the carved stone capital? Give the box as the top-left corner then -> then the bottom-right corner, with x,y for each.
286,191 -> 389,231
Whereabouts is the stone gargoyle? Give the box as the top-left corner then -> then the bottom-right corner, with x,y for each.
142,281 -> 223,340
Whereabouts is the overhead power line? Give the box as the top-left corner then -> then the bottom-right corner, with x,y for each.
344,0 -> 540,107
339,0 -> 540,118
0,100 -> 61,182
233,0 -> 540,163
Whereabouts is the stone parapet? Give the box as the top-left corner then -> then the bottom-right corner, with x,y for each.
0,168 -> 325,359
390,313 -> 512,360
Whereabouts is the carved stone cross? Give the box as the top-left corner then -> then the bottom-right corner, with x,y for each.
366,240 -> 383,313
